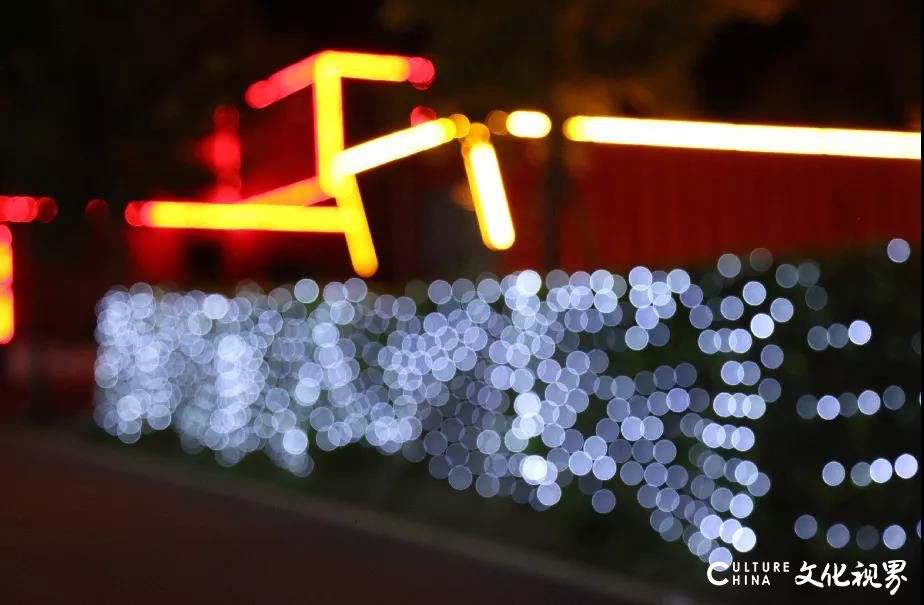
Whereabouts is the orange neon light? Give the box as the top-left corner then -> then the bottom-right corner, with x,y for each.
563,116 -> 922,160
505,110 -> 552,138
0,226 -> 14,344
125,201 -> 344,233
461,132 -> 515,251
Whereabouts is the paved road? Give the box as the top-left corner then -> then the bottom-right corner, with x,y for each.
0,424 -> 667,605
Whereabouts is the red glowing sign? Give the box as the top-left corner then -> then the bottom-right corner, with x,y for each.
0,196 -> 58,344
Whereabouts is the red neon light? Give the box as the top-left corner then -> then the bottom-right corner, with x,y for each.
85,198 -> 109,217
244,50 -> 433,109
196,105 -> 242,202
0,196 -> 57,223
407,57 -> 436,89
410,105 -> 438,126
1,196 -> 54,344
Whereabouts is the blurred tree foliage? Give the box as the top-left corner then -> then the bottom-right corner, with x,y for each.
381,0 -> 793,119
381,0 -> 920,126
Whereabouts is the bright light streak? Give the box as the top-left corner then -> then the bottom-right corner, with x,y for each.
333,179 -> 378,277
313,58 -> 345,197
0,226 -> 13,344
563,116 -> 922,160
125,201 -> 344,233
240,177 -> 330,206
1,196 -> 54,345
245,51 -> 431,109
242,50 -> 449,276
506,110 -> 552,138
332,119 -> 457,182
462,140 -> 515,250
309,57 -> 377,276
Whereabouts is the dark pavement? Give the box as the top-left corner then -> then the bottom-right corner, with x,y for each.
0,424 -> 669,605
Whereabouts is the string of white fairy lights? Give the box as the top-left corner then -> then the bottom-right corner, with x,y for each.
94,239 -> 919,565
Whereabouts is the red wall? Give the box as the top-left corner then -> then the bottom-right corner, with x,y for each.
501,142 -> 920,272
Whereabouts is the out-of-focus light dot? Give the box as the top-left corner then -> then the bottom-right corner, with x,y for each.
769,298 -> 793,323
742,281 -> 767,306
894,454 -> 918,479
856,526 -> 879,550
591,488 -> 616,513
858,390 -> 881,415
749,248 -> 773,272
775,264 -> 798,288
805,286 -> 827,311
282,428 -> 308,455
537,483 -> 562,506
729,493 -> 754,518
628,266 -> 652,289
760,344 -> 784,370
709,547 -> 733,568
344,277 -> 368,302
887,238 -> 911,263
717,254 -> 741,279
882,385 -> 905,410
850,462 -> 871,487
750,314 -> 774,339
847,320 -> 872,345
807,326 -> 828,351
667,269 -> 690,293
569,451 -> 593,476
732,527 -> 756,552
794,515 -> 818,539
700,514 -> 722,539
428,280 -> 452,304
294,278 -> 319,303
448,466 -> 473,490
521,455 -> 548,483
516,270 -> 542,296
625,326 -> 649,350
822,461 -> 845,486
826,524 -> 850,549
882,525 -> 906,550
797,261 -> 820,287
827,323 -> 849,349
816,395 -> 840,420
869,458 -> 893,483
720,297 -> 744,321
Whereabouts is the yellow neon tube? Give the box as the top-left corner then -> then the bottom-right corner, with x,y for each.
334,179 -> 379,277
506,110 -> 552,138
462,139 -> 515,250
240,177 -> 330,206
331,118 -> 457,183
563,116 -> 921,160
128,202 -> 344,233
0,226 -> 13,344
